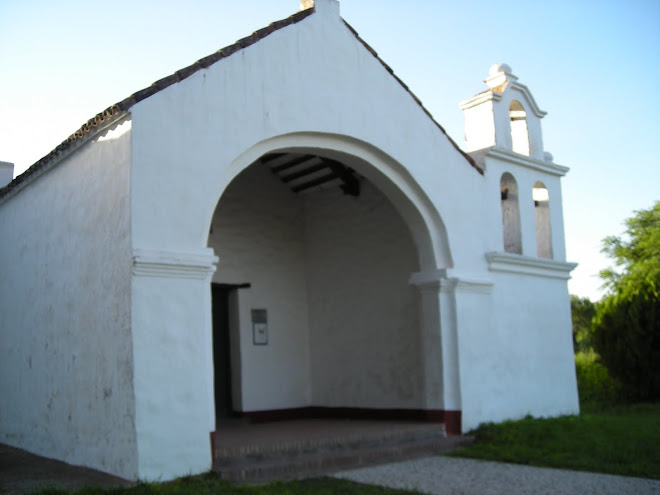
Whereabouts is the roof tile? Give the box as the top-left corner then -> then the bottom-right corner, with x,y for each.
153,73 -> 181,90
130,86 -> 159,104
175,65 -> 197,80
197,52 -> 222,69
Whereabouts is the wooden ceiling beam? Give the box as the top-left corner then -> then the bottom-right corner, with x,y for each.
281,162 -> 329,183
270,154 -> 317,173
291,172 -> 339,193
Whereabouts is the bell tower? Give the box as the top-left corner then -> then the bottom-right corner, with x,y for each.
460,63 -> 571,261
460,63 -> 547,161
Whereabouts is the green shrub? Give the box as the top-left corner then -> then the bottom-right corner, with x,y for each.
574,350 -> 622,407
592,284 -> 660,401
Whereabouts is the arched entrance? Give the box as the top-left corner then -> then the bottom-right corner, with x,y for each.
204,133 -> 456,426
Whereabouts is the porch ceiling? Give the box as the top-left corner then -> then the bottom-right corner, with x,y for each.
261,153 -> 360,196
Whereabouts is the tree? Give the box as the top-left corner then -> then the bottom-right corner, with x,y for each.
600,201 -> 660,293
570,295 -> 595,353
592,201 -> 660,401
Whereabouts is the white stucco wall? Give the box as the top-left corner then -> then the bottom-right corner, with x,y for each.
130,271 -> 215,480
459,271 -> 578,431
305,181 -> 422,409
209,163 -> 312,412
0,119 -> 136,479
463,102 -> 497,153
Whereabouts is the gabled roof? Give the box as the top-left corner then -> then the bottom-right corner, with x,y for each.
1,4 -> 481,201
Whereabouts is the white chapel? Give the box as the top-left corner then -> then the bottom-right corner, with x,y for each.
0,0 -> 579,481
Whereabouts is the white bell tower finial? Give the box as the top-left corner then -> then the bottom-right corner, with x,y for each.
299,0 -> 340,15
459,63 -> 547,159
484,63 -> 516,92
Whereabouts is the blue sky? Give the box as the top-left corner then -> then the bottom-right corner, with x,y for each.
1,0 -> 658,301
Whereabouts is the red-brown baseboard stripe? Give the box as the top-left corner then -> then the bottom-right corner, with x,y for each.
443,410 -> 461,436
237,406 -> 462,435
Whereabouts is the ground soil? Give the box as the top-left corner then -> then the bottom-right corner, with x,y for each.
0,443 -> 131,494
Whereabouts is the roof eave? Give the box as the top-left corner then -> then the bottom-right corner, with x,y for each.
0,108 -> 129,204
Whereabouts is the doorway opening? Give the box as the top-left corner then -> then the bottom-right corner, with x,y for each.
212,282 -> 249,425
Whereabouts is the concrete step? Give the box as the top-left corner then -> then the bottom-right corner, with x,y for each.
212,423 -> 473,484
215,422 -> 446,459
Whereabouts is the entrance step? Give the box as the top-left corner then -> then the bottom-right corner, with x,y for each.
212,419 -> 473,484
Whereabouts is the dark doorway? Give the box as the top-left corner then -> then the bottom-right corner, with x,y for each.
212,283 -> 248,422
212,284 -> 232,421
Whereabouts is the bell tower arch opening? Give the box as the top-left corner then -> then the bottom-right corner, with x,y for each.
500,172 -> 522,254
509,100 -> 530,156
533,181 -> 553,259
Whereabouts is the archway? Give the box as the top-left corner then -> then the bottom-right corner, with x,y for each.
204,133 -> 454,425
203,133 -> 452,273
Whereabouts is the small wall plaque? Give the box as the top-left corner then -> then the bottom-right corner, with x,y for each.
251,309 -> 268,345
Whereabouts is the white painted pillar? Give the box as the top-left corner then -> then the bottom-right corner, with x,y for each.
130,248 -> 218,481
412,277 -> 445,411
410,271 -> 461,418
438,278 -> 463,413
411,270 -> 495,434
444,274 -> 494,433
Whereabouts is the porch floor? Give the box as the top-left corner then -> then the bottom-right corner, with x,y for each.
212,419 -> 472,483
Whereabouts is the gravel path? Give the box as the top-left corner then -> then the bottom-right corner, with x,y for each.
334,456 -> 660,495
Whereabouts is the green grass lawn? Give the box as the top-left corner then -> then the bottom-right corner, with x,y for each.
450,402 -> 660,479
29,476 -> 418,495
29,402 -> 660,494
